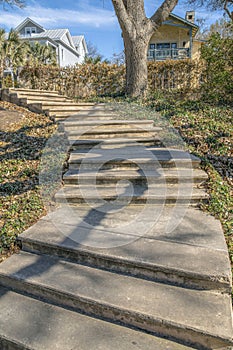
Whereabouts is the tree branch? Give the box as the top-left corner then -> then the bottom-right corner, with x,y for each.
111,0 -> 133,33
150,0 -> 178,29
224,0 -> 233,20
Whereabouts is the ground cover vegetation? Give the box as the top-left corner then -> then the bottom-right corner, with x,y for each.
0,102 -> 57,261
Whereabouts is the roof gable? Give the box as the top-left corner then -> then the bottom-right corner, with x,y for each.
61,31 -> 75,49
15,17 -> 45,32
163,13 -> 199,36
72,35 -> 88,54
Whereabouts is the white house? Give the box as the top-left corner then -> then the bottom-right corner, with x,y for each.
14,18 -> 88,66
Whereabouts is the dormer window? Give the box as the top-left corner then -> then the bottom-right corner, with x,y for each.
25,27 -> 37,36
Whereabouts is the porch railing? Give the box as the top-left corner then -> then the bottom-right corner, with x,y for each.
148,48 -> 190,61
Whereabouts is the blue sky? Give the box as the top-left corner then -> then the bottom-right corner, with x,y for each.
0,0 -> 224,59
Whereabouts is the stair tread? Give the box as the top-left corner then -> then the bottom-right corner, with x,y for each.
63,168 -> 208,180
0,251 -> 232,343
69,147 -> 200,164
67,127 -> 162,134
19,206 -> 231,286
62,119 -> 154,126
69,137 -> 160,146
0,287 -> 193,350
55,184 -> 208,199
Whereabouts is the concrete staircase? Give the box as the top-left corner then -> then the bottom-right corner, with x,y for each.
0,89 -> 232,350
1,88 -> 108,120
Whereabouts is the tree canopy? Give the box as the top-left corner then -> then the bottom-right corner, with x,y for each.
0,0 -> 25,8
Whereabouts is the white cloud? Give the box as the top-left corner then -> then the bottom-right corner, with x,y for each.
0,3 -> 117,30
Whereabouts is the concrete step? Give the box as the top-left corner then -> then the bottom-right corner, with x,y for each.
9,88 -> 59,94
18,96 -> 72,107
55,183 -> 208,204
47,105 -> 110,111
68,148 -> 201,169
18,206 -> 232,292
48,108 -> 115,117
69,137 -> 161,150
62,119 -> 155,131
1,88 -> 59,100
66,127 -> 161,140
63,168 -> 208,185
27,102 -> 84,113
11,91 -> 62,98
0,287 -> 195,350
55,114 -> 119,122
0,252 -> 232,349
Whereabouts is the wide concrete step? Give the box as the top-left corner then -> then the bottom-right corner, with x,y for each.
0,252 -> 232,349
55,183 -> 208,204
11,91 -> 62,98
19,96 -> 72,106
0,287 -> 194,350
63,168 -> 208,185
47,104 -> 110,111
56,114 -> 117,122
49,110 -> 112,117
62,119 -> 155,131
68,148 -> 201,169
67,127 -> 161,140
69,137 -> 161,150
18,206 -> 232,292
9,88 -> 59,94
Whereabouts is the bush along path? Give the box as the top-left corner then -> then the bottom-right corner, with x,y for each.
0,89 -> 232,350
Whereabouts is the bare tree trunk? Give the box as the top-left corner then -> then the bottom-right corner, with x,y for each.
123,33 -> 150,97
112,0 -> 178,98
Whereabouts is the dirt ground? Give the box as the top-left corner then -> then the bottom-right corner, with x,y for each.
0,109 -> 25,131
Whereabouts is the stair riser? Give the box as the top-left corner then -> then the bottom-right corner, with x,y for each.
63,177 -> 206,186
56,116 -> 115,122
1,90 -> 11,102
55,196 -> 206,205
16,92 -> 62,98
68,133 -> 159,140
28,103 -> 94,114
0,337 -> 29,350
0,275 -> 229,350
47,106 -> 111,112
63,123 -> 154,131
19,98 -> 71,107
18,238 -> 229,294
68,161 -> 200,170
49,111 -> 113,117
70,140 -> 161,150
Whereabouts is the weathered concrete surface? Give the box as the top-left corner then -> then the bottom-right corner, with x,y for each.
18,206 -> 231,292
0,287 -> 195,350
0,251 -> 232,349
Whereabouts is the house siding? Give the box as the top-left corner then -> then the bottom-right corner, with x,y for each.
148,14 -> 200,60
58,44 -> 79,67
19,22 -> 44,36
76,41 -> 86,64
150,25 -> 190,52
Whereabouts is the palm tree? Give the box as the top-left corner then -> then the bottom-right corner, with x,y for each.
1,29 -> 29,77
28,41 -> 57,66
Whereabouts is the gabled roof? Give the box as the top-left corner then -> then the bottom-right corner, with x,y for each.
72,35 -> 88,54
170,13 -> 199,29
15,17 -> 45,32
32,29 -> 68,41
72,35 -> 83,47
164,13 -> 199,36
14,17 -> 85,57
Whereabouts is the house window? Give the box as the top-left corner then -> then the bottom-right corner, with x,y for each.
149,44 -> 155,50
171,43 -> 177,49
156,43 -> 170,49
25,27 -> 37,36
